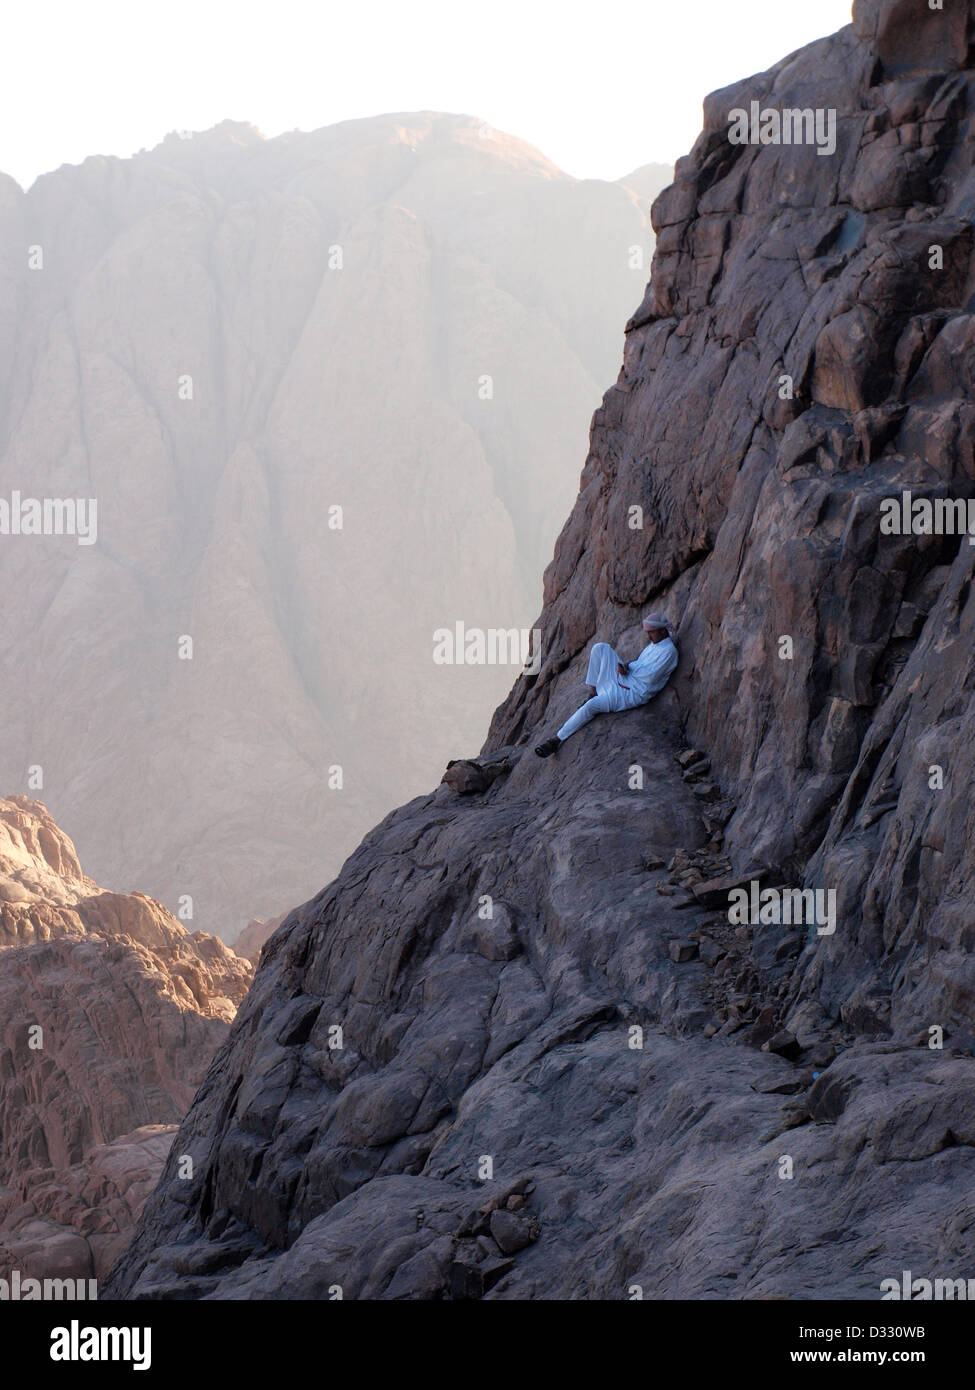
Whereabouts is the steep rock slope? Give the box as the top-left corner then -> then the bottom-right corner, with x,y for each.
0,796 -> 252,1281
0,115 -> 667,940
109,2 -> 975,1299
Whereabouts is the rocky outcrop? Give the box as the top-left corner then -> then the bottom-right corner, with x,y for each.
107,3 -> 975,1299
0,797 -> 252,1283
0,115 -> 668,940
0,1126 -> 177,1284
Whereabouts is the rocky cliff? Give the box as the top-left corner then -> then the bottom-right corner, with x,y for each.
107,1 -> 975,1299
0,797 -> 252,1281
0,114 -> 666,941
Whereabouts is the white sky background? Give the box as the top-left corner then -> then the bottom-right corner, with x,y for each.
2,0 -> 855,190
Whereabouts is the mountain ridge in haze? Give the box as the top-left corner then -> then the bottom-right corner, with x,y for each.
0,111 -> 673,939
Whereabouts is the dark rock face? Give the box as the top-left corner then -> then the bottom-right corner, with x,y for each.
107,4 -> 975,1299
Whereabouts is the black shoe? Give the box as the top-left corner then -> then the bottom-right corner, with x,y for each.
535,738 -> 560,758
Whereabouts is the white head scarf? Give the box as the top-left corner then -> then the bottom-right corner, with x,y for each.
642,612 -> 676,640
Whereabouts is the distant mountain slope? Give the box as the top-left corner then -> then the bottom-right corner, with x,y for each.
0,112 -> 657,939
616,160 -> 674,208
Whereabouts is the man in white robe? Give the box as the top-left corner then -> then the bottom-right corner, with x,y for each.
535,613 -> 678,756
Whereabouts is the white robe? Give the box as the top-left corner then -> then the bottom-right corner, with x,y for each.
556,638 -> 678,741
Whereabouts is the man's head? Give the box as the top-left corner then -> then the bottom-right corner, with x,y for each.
642,612 -> 675,644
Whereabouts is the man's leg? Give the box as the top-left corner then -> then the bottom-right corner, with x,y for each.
556,693 -> 611,742
585,642 -> 621,691
535,643 -> 621,756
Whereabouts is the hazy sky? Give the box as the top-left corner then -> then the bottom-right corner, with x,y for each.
3,0 -> 854,190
